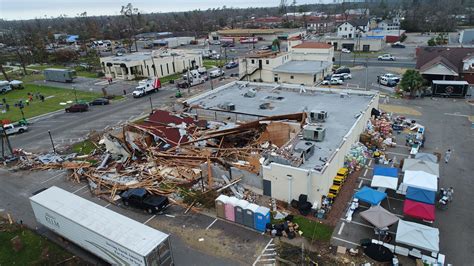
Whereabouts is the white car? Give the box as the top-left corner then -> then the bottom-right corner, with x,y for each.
322,78 -> 343,85
378,54 -> 396,61
332,73 -> 352,80
380,73 -> 400,83
209,69 -> 225,78
341,48 -> 351,53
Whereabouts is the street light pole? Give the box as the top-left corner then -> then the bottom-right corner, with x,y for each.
48,130 -> 56,154
365,56 -> 369,91
73,86 -> 78,102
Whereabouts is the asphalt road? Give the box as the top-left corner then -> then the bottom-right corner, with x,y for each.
338,58 -> 416,68
0,168 -> 269,265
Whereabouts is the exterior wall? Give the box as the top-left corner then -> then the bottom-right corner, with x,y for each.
101,53 -> 202,80
276,73 -> 315,85
337,22 -> 355,38
327,38 -> 384,51
238,53 -> 291,82
262,90 -> 379,206
290,47 -> 334,61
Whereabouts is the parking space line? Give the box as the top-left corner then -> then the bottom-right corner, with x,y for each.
363,168 -> 368,177
341,218 -> 396,234
359,177 -> 371,182
72,185 -> 88,194
252,238 -> 274,266
104,203 -> 111,208
41,171 -> 65,184
144,215 -> 156,225
331,236 -> 360,246
206,218 -> 218,230
338,222 -> 345,235
358,180 -> 363,188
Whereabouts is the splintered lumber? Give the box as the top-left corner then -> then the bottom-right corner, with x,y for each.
207,157 -> 213,189
216,178 -> 242,193
221,175 -> 242,198
184,200 -> 197,214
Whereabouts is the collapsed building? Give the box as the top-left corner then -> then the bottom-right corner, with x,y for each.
183,81 -> 379,206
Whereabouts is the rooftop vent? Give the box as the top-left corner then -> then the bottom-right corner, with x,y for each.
219,102 -> 235,111
244,88 -> 257,98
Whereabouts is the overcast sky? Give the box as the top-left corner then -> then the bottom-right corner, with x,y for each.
0,0 -> 326,20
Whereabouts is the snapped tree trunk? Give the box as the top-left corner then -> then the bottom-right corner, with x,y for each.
0,64 -> 10,81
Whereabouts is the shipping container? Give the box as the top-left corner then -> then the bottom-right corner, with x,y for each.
30,186 -> 173,266
44,68 -> 76,83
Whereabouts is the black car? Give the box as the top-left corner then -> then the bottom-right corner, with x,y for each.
391,43 -> 406,48
65,103 -> 89,112
89,98 -> 110,106
121,188 -> 169,214
176,80 -> 189,89
334,67 -> 351,74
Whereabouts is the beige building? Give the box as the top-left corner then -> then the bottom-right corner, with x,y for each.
209,28 -> 307,42
100,50 -> 203,80
238,42 -> 334,86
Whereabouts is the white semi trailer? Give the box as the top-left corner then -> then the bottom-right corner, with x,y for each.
30,186 -> 173,266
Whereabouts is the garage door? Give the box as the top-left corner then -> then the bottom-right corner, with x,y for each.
342,43 -> 354,51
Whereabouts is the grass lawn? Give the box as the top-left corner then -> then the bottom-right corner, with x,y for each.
293,216 -> 334,242
203,59 -> 224,69
71,139 -> 97,155
0,84 -> 100,122
0,221 -> 77,265
28,64 -> 99,79
160,73 -> 182,84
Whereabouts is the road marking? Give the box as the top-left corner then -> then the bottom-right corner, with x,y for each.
72,185 -> 88,194
104,203 -> 111,208
359,176 -> 371,182
253,238 -> 275,266
331,236 -> 360,246
338,222 -> 346,235
341,219 -> 397,234
41,171 -> 65,184
363,168 -> 368,177
206,218 -> 218,230
358,180 -> 363,188
444,112 -> 469,118
144,215 -> 156,225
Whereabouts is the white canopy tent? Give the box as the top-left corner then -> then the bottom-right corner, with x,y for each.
371,175 -> 398,190
396,220 -> 439,252
400,170 -> 438,193
402,159 -> 439,177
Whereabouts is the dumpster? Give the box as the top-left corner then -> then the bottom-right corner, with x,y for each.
254,206 -> 271,232
215,195 -> 229,219
225,197 -> 239,222
243,203 -> 259,228
234,199 -> 249,225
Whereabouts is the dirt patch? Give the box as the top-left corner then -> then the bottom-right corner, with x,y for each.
149,219 -> 256,265
379,104 -> 422,116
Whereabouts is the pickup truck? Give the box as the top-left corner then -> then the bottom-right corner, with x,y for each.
1,123 -> 28,135
121,188 -> 169,214
378,54 -> 396,61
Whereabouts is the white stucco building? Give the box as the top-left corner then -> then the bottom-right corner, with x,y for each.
100,50 -> 203,80
238,42 -> 334,86
337,19 -> 370,38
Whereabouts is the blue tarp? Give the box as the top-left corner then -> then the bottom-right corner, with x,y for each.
406,187 -> 435,204
354,186 -> 387,205
66,35 -> 79,43
374,166 -> 398,178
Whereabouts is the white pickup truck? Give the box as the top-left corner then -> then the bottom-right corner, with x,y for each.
2,123 -> 28,135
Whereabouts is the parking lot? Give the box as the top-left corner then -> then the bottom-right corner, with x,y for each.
329,96 -> 474,265
0,167 -> 270,265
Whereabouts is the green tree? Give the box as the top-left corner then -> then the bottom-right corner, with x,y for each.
427,38 -> 436,46
272,39 -> 281,52
399,70 -> 425,96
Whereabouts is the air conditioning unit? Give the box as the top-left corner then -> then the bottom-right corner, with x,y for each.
223,102 -> 235,111
303,125 -> 326,142
309,110 -> 328,122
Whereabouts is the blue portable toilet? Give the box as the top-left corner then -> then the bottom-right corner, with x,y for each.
234,199 -> 249,225
243,203 -> 259,228
254,206 -> 271,232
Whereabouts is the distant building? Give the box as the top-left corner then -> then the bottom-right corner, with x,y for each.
337,18 -> 370,38
238,42 -> 334,86
416,46 -> 474,84
210,28 -> 306,42
135,32 -> 173,40
306,16 -> 336,33
100,50 -> 202,80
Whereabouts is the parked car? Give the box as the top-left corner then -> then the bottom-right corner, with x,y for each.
209,69 -> 225,78
1,123 -> 28,135
341,48 -> 351,53
89,98 -> 110,106
210,54 -> 221,60
210,40 -> 221,45
391,42 -> 406,48
259,45 -> 272,51
378,76 -> 398,87
121,188 -> 169,214
322,78 -> 343,85
222,42 -> 235,47
225,61 -> 239,69
333,66 -> 351,74
341,73 -> 352,80
378,54 -> 396,61
65,103 -> 89,112
379,73 -> 400,83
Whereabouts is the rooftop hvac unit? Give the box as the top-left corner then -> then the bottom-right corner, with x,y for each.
223,102 -> 235,111
309,110 -> 328,122
303,125 -> 326,142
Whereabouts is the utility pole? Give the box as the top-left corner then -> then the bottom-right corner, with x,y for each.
365,56 -> 369,91
48,130 -> 56,154
149,96 -> 153,114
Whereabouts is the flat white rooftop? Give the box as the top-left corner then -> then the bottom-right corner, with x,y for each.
186,81 -> 377,170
